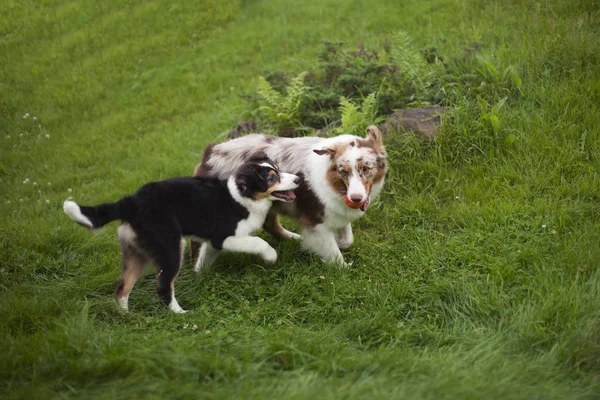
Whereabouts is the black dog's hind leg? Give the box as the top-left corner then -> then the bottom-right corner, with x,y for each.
152,238 -> 187,313
115,224 -> 150,312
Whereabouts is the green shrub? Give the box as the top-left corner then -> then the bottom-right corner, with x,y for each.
245,33 -> 522,138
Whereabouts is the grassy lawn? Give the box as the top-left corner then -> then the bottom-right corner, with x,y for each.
1,0 -> 599,398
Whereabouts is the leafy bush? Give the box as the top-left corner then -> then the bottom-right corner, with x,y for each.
244,32 -> 522,139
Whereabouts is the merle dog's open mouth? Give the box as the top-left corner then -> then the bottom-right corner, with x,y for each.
272,190 -> 296,201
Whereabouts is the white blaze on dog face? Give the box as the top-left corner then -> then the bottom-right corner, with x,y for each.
314,126 -> 387,209
267,169 -> 300,202
253,162 -> 299,202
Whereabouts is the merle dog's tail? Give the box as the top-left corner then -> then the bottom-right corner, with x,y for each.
63,197 -> 136,229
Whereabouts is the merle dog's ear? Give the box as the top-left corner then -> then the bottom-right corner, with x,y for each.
247,151 -> 270,164
376,155 -> 387,170
366,125 -> 386,154
314,147 -> 336,157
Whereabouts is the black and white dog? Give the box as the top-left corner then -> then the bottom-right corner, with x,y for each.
63,153 -> 299,313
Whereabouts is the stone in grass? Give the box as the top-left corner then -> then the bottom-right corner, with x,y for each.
226,107 -> 447,140
378,106 -> 447,140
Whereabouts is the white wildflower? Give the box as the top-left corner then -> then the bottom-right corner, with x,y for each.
45,200 -> 50,204
68,188 -> 72,193
192,324 -> 198,331
45,134 -> 50,139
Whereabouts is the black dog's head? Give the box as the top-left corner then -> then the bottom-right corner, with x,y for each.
234,152 -> 300,202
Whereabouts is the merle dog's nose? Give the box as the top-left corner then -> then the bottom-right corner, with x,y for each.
293,176 -> 302,185
350,195 -> 363,203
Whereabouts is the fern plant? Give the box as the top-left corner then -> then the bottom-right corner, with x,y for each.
334,92 -> 383,135
255,71 -> 309,134
387,31 -> 446,100
389,31 -> 426,76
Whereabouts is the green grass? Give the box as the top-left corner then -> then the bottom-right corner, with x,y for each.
1,0 -> 600,398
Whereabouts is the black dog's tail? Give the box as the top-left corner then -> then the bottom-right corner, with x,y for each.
63,197 -> 136,229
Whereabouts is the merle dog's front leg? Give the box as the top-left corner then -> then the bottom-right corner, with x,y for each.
221,236 -> 277,264
334,223 -> 354,250
301,225 -> 349,266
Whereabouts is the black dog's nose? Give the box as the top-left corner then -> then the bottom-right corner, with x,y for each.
293,176 -> 302,185
350,195 -> 363,203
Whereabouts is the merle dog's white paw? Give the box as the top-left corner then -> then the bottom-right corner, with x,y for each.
289,232 -> 302,240
336,238 -> 353,250
193,257 -> 212,273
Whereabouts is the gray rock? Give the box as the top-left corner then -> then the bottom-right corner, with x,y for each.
379,106 -> 447,140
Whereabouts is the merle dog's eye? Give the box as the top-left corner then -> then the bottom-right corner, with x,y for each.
361,165 -> 372,174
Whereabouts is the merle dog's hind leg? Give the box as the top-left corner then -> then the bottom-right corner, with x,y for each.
263,212 -> 301,240
115,224 -> 150,312
189,239 -> 204,267
194,241 -> 220,272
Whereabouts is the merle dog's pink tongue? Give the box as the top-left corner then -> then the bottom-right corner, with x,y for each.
360,196 -> 371,212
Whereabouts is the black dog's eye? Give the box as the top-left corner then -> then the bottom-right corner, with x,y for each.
267,174 -> 277,183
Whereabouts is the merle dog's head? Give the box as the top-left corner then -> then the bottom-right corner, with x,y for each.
234,152 -> 300,202
313,125 -> 387,211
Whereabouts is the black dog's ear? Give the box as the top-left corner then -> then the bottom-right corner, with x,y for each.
235,177 -> 251,198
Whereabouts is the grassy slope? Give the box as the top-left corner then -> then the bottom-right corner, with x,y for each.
1,0 -> 599,398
